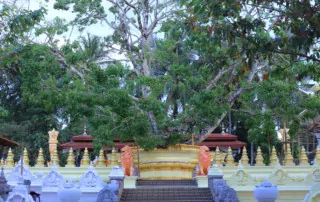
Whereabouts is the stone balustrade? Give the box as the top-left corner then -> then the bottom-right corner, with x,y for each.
211,145 -> 320,202
1,160 -> 114,202
1,147 -> 116,181
2,144 -> 320,202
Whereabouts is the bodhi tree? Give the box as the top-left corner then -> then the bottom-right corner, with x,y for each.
2,0 -> 320,156
47,0 -> 319,150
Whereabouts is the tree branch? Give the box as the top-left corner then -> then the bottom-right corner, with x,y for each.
206,61 -> 240,90
122,0 -> 144,35
186,60 -> 271,144
270,49 -> 320,63
165,114 -> 199,132
146,111 -> 159,135
50,51 -> 86,79
185,111 -> 228,144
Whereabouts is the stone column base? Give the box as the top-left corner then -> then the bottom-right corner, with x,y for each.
124,176 -> 138,189
195,176 -> 208,188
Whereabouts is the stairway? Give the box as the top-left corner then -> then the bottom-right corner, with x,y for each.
119,179 -> 214,202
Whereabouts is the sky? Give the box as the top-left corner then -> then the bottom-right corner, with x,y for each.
21,0 -> 134,63
27,0 -> 112,44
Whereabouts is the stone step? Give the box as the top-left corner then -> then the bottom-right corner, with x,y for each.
119,187 -> 213,202
120,197 -> 213,201
122,194 -> 212,198
121,197 -> 213,200
137,179 -> 197,187
120,201 -> 213,202
123,188 -> 210,192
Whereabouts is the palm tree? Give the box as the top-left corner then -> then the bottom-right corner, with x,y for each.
80,33 -> 106,64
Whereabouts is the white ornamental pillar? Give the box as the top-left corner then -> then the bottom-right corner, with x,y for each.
254,180 -> 279,202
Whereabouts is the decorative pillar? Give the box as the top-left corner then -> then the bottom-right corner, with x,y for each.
5,176 -> 34,202
109,166 -> 125,200
35,148 -> 45,167
241,147 -> 249,166
208,164 -> 224,198
255,147 -> 264,166
48,129 -> 59,161
208,164 -> 223,178
254,180 -> 279,202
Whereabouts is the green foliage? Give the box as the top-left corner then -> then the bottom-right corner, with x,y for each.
0,4 -> 46,44
1,0 -> 320,162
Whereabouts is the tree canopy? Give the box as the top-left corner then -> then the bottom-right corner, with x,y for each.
0,0 -> 320,163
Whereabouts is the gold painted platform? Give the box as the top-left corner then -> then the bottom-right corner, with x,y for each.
131,144 -> 204,179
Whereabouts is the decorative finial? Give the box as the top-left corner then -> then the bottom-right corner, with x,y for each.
214,146 -> 222,165
83,123 -> 87,136
241,147 -> 249,166
0,158 -> 4,167
66,148 -> 75,167
299,146 -> 308,166
255,147 -> 264,166
110,147 -> 117,166
221,124 -> 225,135
23,148 -> 29,166
270,146 -> 278,166
284,146 -> 294,166
226,147 -> 234,166
35,148 -> 45,167
81,148 -> 90,166
97,149 -> 106,167
53,149 -> 59,166
6,148 -> 14,167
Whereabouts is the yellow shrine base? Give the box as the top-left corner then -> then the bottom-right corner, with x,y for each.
132,144 -> 204,180
139,162 -> 195,179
